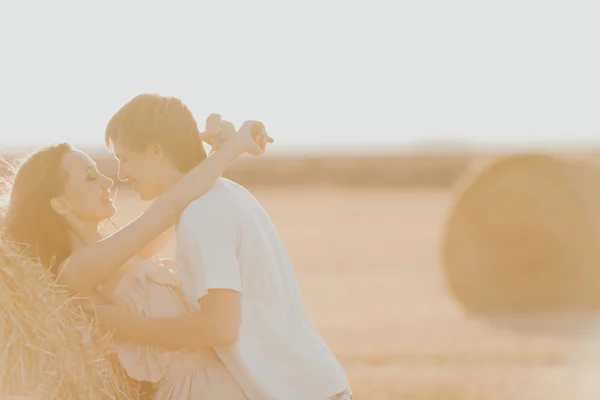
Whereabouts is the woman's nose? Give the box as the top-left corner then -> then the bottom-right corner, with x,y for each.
102,175 -> 114,189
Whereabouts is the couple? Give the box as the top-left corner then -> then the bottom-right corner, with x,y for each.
2,94 -> 351,399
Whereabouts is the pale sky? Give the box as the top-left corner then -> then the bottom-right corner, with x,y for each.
1,0 -> 599,153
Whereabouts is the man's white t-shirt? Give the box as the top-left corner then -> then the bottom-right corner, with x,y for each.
174,178 -> 349,400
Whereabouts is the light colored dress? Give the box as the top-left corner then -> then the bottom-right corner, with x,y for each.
107,256 -> 248,400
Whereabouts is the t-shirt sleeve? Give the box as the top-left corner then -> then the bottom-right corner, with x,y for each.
178,203 -> 242,301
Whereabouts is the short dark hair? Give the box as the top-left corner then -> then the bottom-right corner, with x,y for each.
105,94 -> 207,172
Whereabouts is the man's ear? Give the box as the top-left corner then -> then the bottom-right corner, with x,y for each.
50,196 -> 71,215
150,144 -> 165,161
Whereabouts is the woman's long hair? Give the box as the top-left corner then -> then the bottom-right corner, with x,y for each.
1,143 -> 73,272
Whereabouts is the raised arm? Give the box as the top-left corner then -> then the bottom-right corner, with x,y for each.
60,121 -> 271,295
136,225 -> 175,260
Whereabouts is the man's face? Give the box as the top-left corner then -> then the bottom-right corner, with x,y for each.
112,138 -> 166,200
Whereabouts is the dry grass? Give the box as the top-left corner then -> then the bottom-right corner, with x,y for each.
10,184 -> 600,399
0,240 -> 147,399
112,186 -> 600,400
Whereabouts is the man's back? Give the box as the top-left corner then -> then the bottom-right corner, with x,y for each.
175,178 -> 349,399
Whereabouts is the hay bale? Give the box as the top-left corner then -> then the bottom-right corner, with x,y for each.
0,239 -> 146,399
442,153 -> 600,313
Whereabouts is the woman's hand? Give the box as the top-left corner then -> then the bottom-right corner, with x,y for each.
199,113 -> 236,153
199,114 -> 274,155
235,120 -> 274,156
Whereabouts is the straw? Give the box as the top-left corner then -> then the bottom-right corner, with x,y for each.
0,238 -> 149,399
442,153 -> 600,313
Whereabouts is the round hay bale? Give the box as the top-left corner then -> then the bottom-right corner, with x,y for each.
442,153 -> 600,313
0,239 -> 147,399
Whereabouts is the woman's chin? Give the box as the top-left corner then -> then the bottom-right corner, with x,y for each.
101,203 -> 117,218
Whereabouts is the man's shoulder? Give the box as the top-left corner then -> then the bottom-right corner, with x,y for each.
217,177 -> 253,196
179,178 -> 249,220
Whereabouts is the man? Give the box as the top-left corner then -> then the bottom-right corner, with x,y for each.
101,93 -> 351,399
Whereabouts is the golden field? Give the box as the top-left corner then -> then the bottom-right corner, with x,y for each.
111,185 -> 600,400
6,149 -> 600,398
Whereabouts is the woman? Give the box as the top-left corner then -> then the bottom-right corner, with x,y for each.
2,120 -> 272,399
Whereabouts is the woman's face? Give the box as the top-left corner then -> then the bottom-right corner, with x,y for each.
56,149 -> 116,223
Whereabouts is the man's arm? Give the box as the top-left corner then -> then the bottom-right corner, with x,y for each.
97,289 -> 240,349
94,201 -> 242,349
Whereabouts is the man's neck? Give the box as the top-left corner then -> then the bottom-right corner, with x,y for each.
155,167 -> 186,197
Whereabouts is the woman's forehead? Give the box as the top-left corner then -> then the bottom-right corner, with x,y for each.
62,149 -> 95,171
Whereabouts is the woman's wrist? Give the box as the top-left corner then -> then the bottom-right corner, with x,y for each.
217,133 -> 247,157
